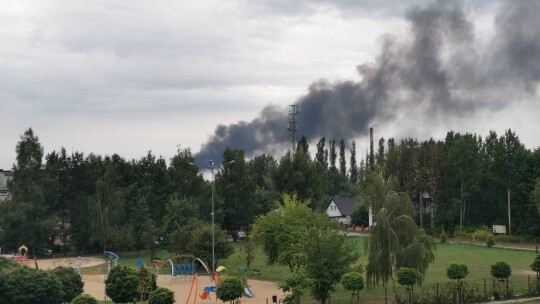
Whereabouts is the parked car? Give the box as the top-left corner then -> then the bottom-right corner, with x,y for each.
37,248 -> 53,257
237,231 -> 247,240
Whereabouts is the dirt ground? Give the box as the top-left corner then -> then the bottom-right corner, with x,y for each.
34,257 -> 285,302
83,274 -> 285,303
36,257 -> 105,269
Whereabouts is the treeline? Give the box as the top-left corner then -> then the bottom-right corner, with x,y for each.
0,128 -> 539,255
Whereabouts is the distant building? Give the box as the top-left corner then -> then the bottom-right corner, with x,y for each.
0,169 -> 13,202
326,197 -> 358,225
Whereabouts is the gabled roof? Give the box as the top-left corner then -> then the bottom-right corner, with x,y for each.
329,197 -> 358,216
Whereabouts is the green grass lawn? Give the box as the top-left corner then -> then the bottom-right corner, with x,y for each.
89,238 -> 539,303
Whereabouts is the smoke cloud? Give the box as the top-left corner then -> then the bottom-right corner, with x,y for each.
196,0 -> 540,164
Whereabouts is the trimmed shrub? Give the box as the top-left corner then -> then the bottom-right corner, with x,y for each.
105,265 -> 139,303
446,263 -> 469,281
51,266 -> 84,303
71,294 -> 98,304
440,230 -> 447,244
148,287 -> 175,304
397,268 -> 420,287
217,276 -> 244,303
491,261 -> 511,280
487,235 -> 495,247
341,272 -> 364,291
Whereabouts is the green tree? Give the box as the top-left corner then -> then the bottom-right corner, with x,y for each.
341,272 -> 364,304
349,141 -> 359,184
329,140 -> 337,172
105,266 -> 139,303
217,277 -> 244,304
533,179 -> 540,219
445,133 -> 481,232
302,226 -> 359,304
216,148 -> 256,240
364,168 -> 436,288
51,267 -> 84,303
492,130 -> 528,235
297,135 -> 309,154
278,268 -> 313,304
315,137 -> 328,169
339,139 -> 347,177
252,194 -> 332,270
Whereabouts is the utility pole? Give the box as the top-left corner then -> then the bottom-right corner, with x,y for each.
288,105 -> 299,155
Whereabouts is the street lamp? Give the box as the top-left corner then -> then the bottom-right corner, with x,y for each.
208,159 -> 234,272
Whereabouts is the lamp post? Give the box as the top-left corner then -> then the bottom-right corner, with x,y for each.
210,160 -> 215,272
209,159 -> 235,272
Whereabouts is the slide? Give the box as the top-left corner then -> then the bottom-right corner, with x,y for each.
244,286 -> 255,298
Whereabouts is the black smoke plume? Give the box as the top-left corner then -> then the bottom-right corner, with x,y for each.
196,0 -> 540,165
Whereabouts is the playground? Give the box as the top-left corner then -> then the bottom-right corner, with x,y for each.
32,250 -> 284,303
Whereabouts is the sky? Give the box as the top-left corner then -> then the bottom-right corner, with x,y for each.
1,0 -> 539,169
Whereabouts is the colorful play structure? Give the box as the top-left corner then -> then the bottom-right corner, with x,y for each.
79,251 -> 120,282
139,254 -> 255,303
13,245 -> 38,269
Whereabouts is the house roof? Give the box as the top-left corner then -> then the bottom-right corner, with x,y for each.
330,197 -> 358,216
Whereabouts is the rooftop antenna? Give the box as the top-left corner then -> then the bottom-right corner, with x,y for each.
288,104 -> 299,155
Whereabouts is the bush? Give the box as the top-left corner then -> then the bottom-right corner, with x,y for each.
491,261 -> 512,280
440,230 -> 447,244
148,287 -> 175,304
71,294 -> 97,304
51,266 -> 84,303
0,257 -> 20,271
531,255 -> 540,273
217,276 -> 244,303
396,268 -> 420,287
446,263 -> 469,281
341,272 -> 364,291
487,235 -> 495,247
0,267 -> 64,304
137,267 -> 157,301
399,281 -> 485,304
105,265 -> 139,303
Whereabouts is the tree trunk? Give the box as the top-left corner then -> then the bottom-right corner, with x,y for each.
460,181 -> 464,233
507,187 -> 512,236
430,187 -> 436,229
419,191 -> 424,228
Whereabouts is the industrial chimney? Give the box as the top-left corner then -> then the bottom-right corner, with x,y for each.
369,127 -> 374,169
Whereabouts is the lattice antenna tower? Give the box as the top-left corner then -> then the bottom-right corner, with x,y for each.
288,104 -> 299,155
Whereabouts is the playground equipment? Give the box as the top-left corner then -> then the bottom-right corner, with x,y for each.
13,245 -> 38,269
243,278 -> 255,298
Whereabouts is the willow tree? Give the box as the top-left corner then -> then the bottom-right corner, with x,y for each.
364,168 -> 436,288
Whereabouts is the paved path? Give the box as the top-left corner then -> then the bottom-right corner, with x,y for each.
482,296 -> 540,303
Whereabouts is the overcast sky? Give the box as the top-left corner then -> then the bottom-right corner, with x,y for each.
1,0 -> 538,169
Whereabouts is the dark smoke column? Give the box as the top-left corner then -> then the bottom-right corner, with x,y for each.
195,0 -> 540,165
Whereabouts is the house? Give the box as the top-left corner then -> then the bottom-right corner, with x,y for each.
326,197 -> 358,225
0,169 -> 13,202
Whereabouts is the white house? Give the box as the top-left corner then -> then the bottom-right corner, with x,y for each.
326,197 -> 358,225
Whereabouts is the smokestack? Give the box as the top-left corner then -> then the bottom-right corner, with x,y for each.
369,127 -> 374,168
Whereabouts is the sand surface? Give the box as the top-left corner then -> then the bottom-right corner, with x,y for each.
83,274 -> 285,303
34,257 -> 285,302
36,257 -> 106,270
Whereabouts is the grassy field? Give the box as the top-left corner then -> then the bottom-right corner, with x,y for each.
89,237 -> 540,303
